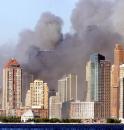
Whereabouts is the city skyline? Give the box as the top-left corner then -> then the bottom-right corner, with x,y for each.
0,0 -> 124,101
1,43 -> 124,123
1,0 -> 124,124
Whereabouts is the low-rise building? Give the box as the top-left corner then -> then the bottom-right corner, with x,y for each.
32,109 -> 48,119
16,108 -> 48,118
21,109 -> 34,122
0,109 -> 6,116
62,100 -> 97,119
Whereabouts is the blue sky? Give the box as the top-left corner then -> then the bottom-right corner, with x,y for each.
0,0 -> 78,44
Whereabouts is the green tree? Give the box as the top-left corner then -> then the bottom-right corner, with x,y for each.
107,118 -> 121,123
49,118 -> 61,123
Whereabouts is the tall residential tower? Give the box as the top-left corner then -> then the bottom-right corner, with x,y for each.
119,64 -> 124,120
111,44 -> 124,118
2,58 -> 22,110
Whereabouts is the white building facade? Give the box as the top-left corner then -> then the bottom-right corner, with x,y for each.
119,64 -> 124,120
58,74 -> 77,102
25,90 -> 31,108
49,95 -> 62,119
62,101 -> 95,119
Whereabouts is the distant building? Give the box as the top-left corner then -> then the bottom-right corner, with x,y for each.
58,77 -> 66,102
0,109 -> 6,116
86,61 -> 92,102
58,74 -> 77,102
2,58 -> 22,110
30,80 -> 49,109
49,95 -> 62,119
43,83 -> 49,109
25,90 -> 31,108
21,109 -> 34,122
111,44 -> 124,118
6,109 -> 16,116
86,53 -> 111,119
86,53 -> 105,101
22,71 -> 34,106
16,108 -> 48,119
16,108 -> 27,117
99,60 -> 111,118
32,109 -> 48,119
49,89 -> 56,97
49,73 -> 78,119
62,100 -> 96,119
119,64 -> 124,120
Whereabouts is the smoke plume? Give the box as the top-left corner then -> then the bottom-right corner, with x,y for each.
1,0 -> 124,100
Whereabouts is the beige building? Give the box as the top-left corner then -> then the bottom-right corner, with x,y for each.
86,61 -> 92,101
111,44 -> 124,118
119,64 -> 124,120
30,80 -> 49,109
2,58 -> 22,110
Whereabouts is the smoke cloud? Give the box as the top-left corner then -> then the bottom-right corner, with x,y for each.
16,12 -> 63,63
1,0 -> 124,100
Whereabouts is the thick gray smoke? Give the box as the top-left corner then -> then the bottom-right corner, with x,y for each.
112,0 -> 124,38
1,0 -> 124,100
16,12 -> 63,63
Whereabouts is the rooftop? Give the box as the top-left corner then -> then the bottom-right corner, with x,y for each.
4,58 -> 20,68
115,44 -> 123,50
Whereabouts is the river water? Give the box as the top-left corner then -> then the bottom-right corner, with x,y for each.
0,124 -> 123,130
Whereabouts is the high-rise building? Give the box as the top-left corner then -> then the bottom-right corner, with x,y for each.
22,71 -> 34,106
119,64 -> 124,120
111,44 -> 124,118
43,83 -> 49,109
2,58 -> 22,110
99,60 -> 111,118
30,80 -> 49,109
86,53 -> 111,118
58,77 -> 66,102
86,61 -> 92,101
86,53 -> 105,101
58,74 -> 77,102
